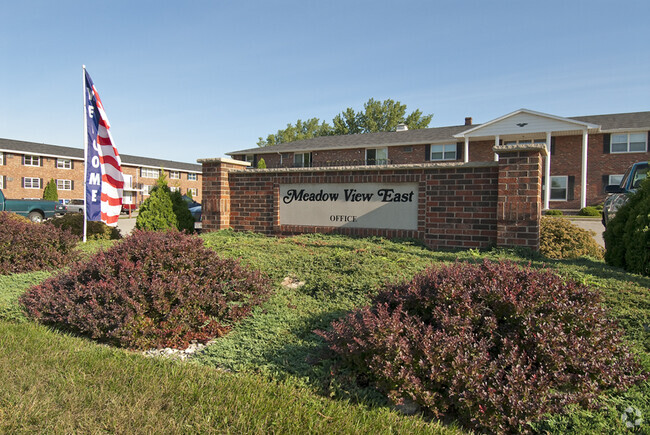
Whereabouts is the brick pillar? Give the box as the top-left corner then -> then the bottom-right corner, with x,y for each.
494,144 -> 547,250
197,158 -> 250,232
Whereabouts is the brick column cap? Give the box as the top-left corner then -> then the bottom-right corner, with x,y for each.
493,143 -> 548,156
196,157 -> 251,167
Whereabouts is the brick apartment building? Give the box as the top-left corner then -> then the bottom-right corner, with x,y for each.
0,138 -> 202,206
229,109 -> 650,210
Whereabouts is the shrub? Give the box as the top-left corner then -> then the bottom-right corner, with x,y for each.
20,230 -> 271,350
136,184 -> 178,231
42,179 -> 58,201
48,213 -> 121,240
545,209 -> 563,216
578,206 -> 602,216
256,158 -> 267,169
0,212 -> 78,275
317,260 -> 645,433
169,190 -> 195,233
540,216 -> 604,260
605,177 -> 650,275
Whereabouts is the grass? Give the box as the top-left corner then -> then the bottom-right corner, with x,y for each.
1,232 -> 649,433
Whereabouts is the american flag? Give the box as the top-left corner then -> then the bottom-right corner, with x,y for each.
84,69 -> 123,226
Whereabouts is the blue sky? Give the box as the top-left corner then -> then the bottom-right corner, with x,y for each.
1,0 -> 649,164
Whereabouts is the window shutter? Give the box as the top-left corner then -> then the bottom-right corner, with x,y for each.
550,137 -> 556,155
425,144 -> 430,161
456,142 -> 464,161
22,155 -> 25,165
603,134 -> 610,154
647,131 -> 650,149
71,180 -> 75,191
21,177 -> 25,188
71,160 -> 75,170
567,176 -> 575,201
40,178 -> 43,189
602,175 -> 610,193
40,157 -> 43,167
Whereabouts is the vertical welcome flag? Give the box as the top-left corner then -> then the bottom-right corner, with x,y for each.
83,67 -> 123,229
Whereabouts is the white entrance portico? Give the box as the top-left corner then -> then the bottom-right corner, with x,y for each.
454,109 -> 600,209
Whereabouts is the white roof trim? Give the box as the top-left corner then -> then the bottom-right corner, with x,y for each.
453,108 -> 600,138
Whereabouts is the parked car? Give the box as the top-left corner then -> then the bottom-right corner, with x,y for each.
65,199 -> 85,214
121,203 -> 137,214
602,161 -> 648,226
0,188 -> 59,222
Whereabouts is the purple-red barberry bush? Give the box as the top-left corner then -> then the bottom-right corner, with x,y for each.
0,211 -> 78,275
317,260 -> 645,433
20,230 -> 271,350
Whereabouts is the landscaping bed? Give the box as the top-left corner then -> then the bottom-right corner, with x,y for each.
1,231 -> 649,433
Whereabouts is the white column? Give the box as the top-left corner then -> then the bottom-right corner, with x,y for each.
544,131 -> 551,210
464,137 -> 469,163
581,130 -> 588,209
494,135 -> 499,161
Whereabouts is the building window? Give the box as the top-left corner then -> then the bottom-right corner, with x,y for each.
56,158 -> 72,169
23,177 -> 41,189
143,185 -> 154,194
187,173 -> 198,181
23,155 -> 41,166
141,168 -> 160,178
366,148 -> 388,165
294,152 -> 311,167
0,152 -> 3,165
430,144 -> 457,161
611,133 -> 647,153
245,155 -> 255,164
56,179 -> 72,191
169,186 -> 180,192
549,176 -> 568,201
169,171 -> 180,179
609,174 -> 624,186
187,188 -> 198,197
0,176 -> 3,189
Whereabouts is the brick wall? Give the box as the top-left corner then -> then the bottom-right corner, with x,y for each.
200,144 -> 545,251
0,151 -> 202,204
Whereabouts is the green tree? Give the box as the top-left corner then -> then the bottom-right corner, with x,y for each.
136,172 -> 195,233
257,98 -> 433,146
42,179 -> 58,201
256,158 -> 267,169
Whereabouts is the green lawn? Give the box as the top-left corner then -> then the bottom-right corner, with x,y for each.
1,231 -> 648,433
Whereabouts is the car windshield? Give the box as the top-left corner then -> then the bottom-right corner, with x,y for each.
631,164 -> 648,189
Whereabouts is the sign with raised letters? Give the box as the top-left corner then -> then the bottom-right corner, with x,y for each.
279,183 -> 418,230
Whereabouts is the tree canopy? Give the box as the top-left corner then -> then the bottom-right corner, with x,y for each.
257,98 -> 433,147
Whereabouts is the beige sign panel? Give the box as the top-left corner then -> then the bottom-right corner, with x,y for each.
279,183 -> 418,230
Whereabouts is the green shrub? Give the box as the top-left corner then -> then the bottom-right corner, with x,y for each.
545,209 -> 563,216
578,206 -> 602,216
136,184 -> 178,231
20,230 -> 271,350
42,179 -> 58,201
540,216 -> 604,260
606,177 -> 650,276
256,158 -> 267,169
136,176 -> 194,233
317,260 -> 646,433
0,212 -> 78,275
49,213 -> 121,240
170,190 -> 195,233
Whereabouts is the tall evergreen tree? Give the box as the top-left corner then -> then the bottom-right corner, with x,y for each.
42,179 -> 58,201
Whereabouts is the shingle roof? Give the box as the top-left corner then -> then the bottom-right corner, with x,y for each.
228,111 -> 650,155
0,138 -> 201,172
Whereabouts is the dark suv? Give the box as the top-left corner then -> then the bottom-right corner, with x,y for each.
602,161 -> 648,226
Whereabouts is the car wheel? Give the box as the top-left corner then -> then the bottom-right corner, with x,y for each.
28,211 -> 44,223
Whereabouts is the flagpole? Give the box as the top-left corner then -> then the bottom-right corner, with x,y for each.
82,65 -> 88,243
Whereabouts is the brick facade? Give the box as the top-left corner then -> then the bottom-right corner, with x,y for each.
200,144 -> 545,251
231,130 -> 650,211
0,149 -> 202,205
